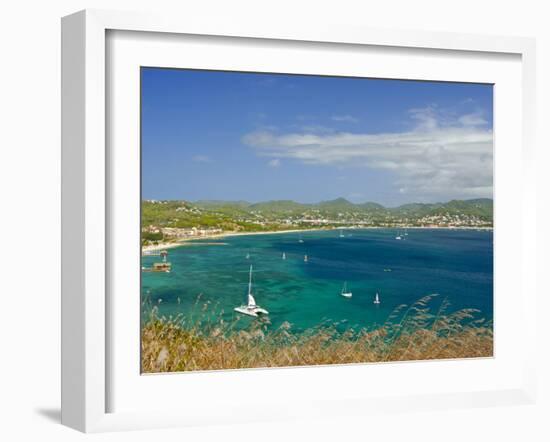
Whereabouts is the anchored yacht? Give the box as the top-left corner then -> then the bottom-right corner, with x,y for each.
340,281 -> 352,298
234,265 -> 269,317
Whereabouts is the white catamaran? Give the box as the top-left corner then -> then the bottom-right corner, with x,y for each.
234,265 -> 269,317
340,281 -> 352,298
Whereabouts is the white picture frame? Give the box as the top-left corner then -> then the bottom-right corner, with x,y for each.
61,9 -> 537,433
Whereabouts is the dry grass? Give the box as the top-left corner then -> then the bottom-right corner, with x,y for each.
141,294 -> 493,373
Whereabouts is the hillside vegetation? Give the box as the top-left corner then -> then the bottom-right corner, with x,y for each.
142,197 -> 493,235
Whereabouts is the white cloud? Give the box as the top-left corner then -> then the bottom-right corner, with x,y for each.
331,115 -> 358,123
268,159 -> 281,167
242,107 -> 493,199
298,124 -> 334,134
408,106 -> 439,131
458,111 -> 488,127
192,155 -> 211,163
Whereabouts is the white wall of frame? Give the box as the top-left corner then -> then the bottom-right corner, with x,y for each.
108,29 -> 523,417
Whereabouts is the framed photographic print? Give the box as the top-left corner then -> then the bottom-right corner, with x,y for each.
61,9 -> 538,432
139,67 -> 495,374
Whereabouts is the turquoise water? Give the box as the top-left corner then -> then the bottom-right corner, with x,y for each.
141,229 -> 493,332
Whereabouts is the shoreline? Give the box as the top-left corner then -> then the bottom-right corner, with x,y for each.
141,225 -> 493,253
141,228 -> 329,253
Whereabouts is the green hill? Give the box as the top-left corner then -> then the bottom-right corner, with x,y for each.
316,197 -> 355,211
249,200 -> 309,213
358,202 -> 386,211
193,200 -> 251,209
142,197 -> 493,234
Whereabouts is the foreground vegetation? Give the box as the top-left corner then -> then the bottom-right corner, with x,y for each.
141,295 -> 493,373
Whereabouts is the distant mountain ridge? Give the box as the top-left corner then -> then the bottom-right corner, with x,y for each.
193,199 -> 251,208
189,197 -> 493,216
142,197 -> 493,233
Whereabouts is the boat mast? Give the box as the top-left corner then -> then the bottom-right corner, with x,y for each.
248,265 -> 253,296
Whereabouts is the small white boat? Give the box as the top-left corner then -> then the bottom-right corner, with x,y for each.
234,265 -> 269,317
395,235 -> 402,240
340,281 -> 352,298
282,252 -> 286,260
374,292 -> 381,304
339,230 -> 345,238
304,254 -> 308,262
246,253 -> 250,259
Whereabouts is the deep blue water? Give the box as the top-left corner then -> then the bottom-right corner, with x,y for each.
141,229 -> 493,332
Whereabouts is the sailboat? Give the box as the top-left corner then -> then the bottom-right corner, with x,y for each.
298,233 -> 304,243
246,252 -> 250,259
373,292 -> 381,304
340,281 -> 352,298
339,229 -> 345,238
304,254 -> 308,263
234,265 -> 269,317
282,252 -> 286,260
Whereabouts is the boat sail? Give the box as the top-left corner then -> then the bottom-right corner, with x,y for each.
282,252 -> 286,260
339,229 -> 345,238
304,254 -> 308,262
340,281 -> 352,298
374,292 -> 381,304
234,265 -> 269,317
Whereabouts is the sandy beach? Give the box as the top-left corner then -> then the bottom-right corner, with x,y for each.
141,225 -> 492,253
141,228 -> 330,253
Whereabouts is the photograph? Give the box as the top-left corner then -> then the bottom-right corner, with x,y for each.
140,68 -> 494,373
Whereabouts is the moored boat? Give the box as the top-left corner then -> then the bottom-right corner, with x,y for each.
340,281 -> 352,298
234,265 -> 269,317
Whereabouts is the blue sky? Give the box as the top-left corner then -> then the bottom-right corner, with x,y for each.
141,68 -> 493,206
